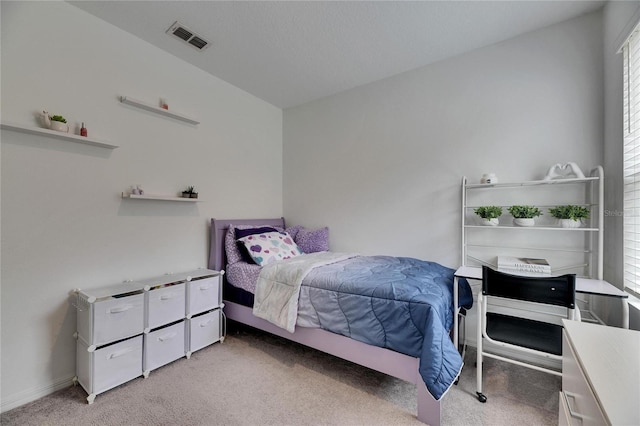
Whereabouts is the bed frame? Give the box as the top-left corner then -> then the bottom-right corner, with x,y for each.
208,218 -> 445,426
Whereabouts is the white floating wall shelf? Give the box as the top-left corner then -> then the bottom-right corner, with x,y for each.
121,193 -> 200,202
119,96 -> 199,125
1,122 -> 118,149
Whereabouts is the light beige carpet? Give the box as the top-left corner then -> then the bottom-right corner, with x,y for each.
1,325 -> 559,425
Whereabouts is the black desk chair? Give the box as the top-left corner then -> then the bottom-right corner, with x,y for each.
476,266 -> 578,403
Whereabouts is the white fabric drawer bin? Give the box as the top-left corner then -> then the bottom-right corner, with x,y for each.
186,275 -> 221,318
77,292 -> 144,348
143,321 -> 186,376
146,283 -> 186,332
187,309 -> 221,357
76,335 -> 143,404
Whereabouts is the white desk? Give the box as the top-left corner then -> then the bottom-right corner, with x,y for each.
454,266 -> 629,330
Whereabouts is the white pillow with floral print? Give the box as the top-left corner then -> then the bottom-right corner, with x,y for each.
237,231 -> 303,266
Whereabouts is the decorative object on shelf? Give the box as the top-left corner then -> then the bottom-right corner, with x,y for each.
119,96 -> 199,125
497,256 -> 551,276
80,122 -> 87,137
42,111 -> 69,133
480,173 -> 498,184
160,97 -> 168,110
182,186 -> 198,199
473,206 -> 502,226
543,162 -> 585,180
131,185 -> 144,196
508,205 -> 542,227
549,205 -> 589,228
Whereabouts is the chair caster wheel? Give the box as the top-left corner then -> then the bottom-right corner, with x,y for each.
476,392 -> 487,403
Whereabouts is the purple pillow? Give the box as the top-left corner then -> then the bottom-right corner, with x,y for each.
295,227 -> 329,253
285,225 -> 303,240
235,226 -> 278,240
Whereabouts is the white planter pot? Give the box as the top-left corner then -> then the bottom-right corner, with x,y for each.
49,121 -> 68,132
559,219 -> 582,228
479,218 -> 499,226
513,218 -> 535,227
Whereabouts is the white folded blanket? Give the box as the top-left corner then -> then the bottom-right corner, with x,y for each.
252,252 -> 358,332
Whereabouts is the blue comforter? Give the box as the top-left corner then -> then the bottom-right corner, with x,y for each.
296,255 -> 473,400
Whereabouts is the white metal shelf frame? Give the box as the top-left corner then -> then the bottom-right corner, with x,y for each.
464,225 -> 599,231
461,166 -> 604,280
465,176 -> 599,189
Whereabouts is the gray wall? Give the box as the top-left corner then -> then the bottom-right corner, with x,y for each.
284,11 -> 604,269
1,2 -> 282,410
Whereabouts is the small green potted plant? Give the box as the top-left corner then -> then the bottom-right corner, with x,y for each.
182,186 -> 198,199
182,186 -> 194,198
508,205 -> 542,227
549,205 -> 589,228
45,113 -> 69,132
473,206 -> 503,226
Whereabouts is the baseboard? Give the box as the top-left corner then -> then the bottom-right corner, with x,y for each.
1,375 -> 75,413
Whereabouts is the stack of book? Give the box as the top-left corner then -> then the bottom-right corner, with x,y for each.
497,256 -> 551,277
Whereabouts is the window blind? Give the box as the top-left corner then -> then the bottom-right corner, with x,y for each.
623,27 -> 640,297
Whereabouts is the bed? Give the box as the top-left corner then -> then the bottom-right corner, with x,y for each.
208,217 -> 472,426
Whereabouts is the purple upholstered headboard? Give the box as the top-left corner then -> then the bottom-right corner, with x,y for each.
208,217 -> 286,272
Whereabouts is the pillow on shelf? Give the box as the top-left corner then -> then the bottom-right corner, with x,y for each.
295,227 -> 329,253
225,225 -> 282,265
237,231 -> 303,266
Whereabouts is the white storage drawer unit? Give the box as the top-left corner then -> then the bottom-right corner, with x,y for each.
76,284 -> 145,348
75,269 -> 224,404
560,320 -> 640,426
76,335 -> 143,404
143,320 -> 186,375
187,309 -> 222,356
186,274 -> 221,318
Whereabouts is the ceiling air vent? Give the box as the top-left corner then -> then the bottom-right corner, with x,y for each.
166,21 -> 210,51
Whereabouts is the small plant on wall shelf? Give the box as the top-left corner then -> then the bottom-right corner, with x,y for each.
50,115 -> 67,123
473,206 -> 503,226
508,205 -> 542,227
182,186 -> 198,199
549,205 -> 589,228
42,111 -> 69,133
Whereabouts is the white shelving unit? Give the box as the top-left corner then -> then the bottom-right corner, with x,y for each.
461,166 -> 604,279
119,96 -> 199,125
461,166 -> 605,332
1,122 -> 118,149
121,193 -> 200,202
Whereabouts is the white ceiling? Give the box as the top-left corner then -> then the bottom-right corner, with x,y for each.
69,1 -> 606,109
